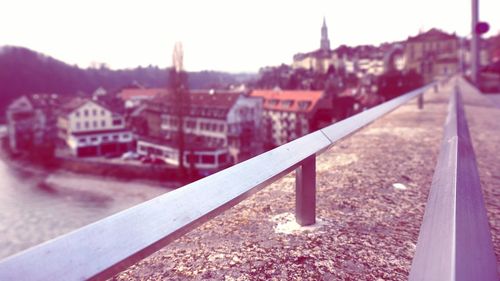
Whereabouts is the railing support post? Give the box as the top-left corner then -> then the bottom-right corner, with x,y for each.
418,94 -> 424,109
295,155 -> 316,226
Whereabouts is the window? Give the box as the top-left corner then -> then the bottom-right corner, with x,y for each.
101,120 -> 106,127
92,109 -> 97,116
146,147 -> 162,156
102,136 -> 109,141
75,111 -> 80,117
281,100 -> 294,108
90,137 -> 97,142
122,134 -> 130,139
84,122 -> 89,129
298,101 -> 311,110
218,154 -> 227,164
113,135 -> 119,140
139,145 -> 146,151
202,155 -> 215,164
187,154 -> 199,164
76,122 -> 80,130
112,119 -> 123,126
269,99 -> 279,106
101,110 -> 105,116
78,138 -> 86,144
93,121 -> 97,128
84,110 -> 89,117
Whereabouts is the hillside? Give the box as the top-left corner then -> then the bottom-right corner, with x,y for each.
0,46 -> 255,114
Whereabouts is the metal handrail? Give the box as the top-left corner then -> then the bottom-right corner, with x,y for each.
409,84 -> 498,281
0,83 -> 435,281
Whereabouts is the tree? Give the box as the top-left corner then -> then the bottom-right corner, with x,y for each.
376,70 -> 423,101
170,42 -> 189,180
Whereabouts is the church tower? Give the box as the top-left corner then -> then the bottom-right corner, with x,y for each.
320,17 -> 330,52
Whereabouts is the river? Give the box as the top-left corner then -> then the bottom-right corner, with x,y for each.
0,127 -> 171,259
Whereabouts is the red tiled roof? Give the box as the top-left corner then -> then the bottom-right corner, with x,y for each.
250,90 -> 324,113
59,97 -> 119,116
153,90 -> 241,110
407,28 -> 457,42
59,97 -> 89,114
119,88 -> 243,110
117,88 -> 167,101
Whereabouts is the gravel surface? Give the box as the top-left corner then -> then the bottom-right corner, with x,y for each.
112,78 -> 498,280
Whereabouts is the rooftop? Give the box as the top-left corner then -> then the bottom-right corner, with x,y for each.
407,28 -> 457,43
250,90 -> 324,113
117,88 -> 166,102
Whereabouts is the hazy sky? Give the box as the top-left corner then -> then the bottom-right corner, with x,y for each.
1,0 -> 499,72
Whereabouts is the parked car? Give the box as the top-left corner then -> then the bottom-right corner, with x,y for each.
121,151 -> 140,160
140,155 -> 152,164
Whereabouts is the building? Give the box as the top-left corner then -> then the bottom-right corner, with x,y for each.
459,38 -> 491,74
404,29 -> 460,83
135,89 -> 263,175
250,89 -> 332,148
292,18 -> 336,73
6,93 -> 60,155
117,88 -> 163,109
57,98 -> 133,157
487,33 -> 500,63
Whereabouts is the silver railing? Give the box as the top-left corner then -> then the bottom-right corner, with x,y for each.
409,85 -> 497,281
0,80 -> 495,280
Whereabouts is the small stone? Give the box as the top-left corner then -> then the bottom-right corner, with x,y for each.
392,183 -> 407,190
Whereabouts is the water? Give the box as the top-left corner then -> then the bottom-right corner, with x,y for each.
0,128 -> 170,259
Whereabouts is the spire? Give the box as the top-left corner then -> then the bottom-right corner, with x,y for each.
321,17 -> 330,52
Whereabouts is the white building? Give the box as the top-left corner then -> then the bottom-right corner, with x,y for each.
57,98 -> 133,157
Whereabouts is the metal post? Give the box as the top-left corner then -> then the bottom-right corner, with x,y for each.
295,155 -> 316,226
418,94 -> 424,109
471,0 -> 479,84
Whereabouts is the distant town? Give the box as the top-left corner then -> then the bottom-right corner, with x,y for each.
4,19 -> 500,181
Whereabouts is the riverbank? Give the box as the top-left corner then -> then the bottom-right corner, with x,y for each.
0,136 -> 182,189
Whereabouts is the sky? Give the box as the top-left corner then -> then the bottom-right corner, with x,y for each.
1,0 -> 499,73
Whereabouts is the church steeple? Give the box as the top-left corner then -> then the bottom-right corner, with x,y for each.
320,17 -> 330,52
